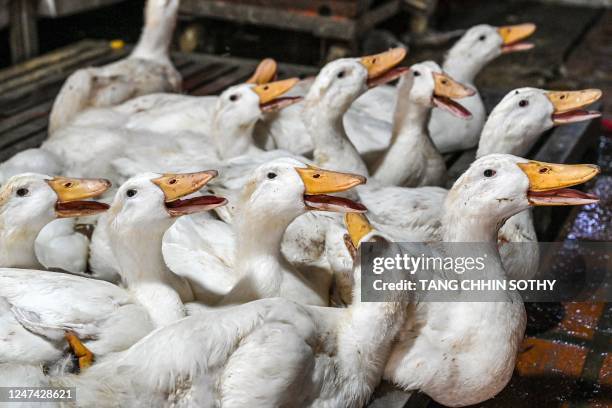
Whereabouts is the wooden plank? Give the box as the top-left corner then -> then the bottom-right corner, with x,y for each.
191,66 -> 253,96
0,46 -> 118,95
0,100 -> 52,135
9,0 -> 39,64
0,41 -> 93,83
194,0 -> 364,18
0,116 -> 47,150
180,0 -> 358,40
181,63 -> 231,91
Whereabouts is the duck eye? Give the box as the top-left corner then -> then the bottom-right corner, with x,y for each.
479,35 -> 486,41
126,189 -> 138,198
413,71 -> 420,77
483,169 -> 496,178
267,172 -> 277,180
518,100 -> 529,107
337,71 -> 345,79
229,94 -> 239,102
16,188 -> 29,197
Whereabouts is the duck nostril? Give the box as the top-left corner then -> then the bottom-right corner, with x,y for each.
64,182 -> 73,188
560,95 -> 565,100
169,179 -> 177,185
539,168 -> 549,174
313,174 -> 321,179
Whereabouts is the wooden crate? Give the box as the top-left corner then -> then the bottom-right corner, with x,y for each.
179,0 -> 401,42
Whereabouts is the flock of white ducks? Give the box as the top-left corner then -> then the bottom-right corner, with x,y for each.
0,1 -> 605,407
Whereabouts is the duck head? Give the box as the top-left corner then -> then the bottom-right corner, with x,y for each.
214,78 -> 301,125
238,158 -> 367,229
400,61 -> 474,118
108,170 -> 226,231
0,173 -> 110,267
477,87 -> 602,157
305,48 -> 408,115
446,154 -> 599,230
445,23 -> 536,82
212,78 -> 302,158
0,173 -> 110,226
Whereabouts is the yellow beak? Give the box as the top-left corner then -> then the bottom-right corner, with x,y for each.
360,48 -> 407,79
152,171 -> 218,202
345,213 -> 374,248
252,78 -> 299,105
433,72 -> 475,99
296,166 -> 366,194
46,177 -> 111,218
546,89 -> 602,125
246,58 -> 278,85
497,23 -> 536,52
46,177 -> 111,202
518,161 -> 600,206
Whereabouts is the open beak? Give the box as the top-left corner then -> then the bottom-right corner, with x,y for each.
252,78 -> 302,113
345,213 -> 374,248
498,23 -> 536,53
295,166 -> 367,213
246,58 -> 278,85
518,161 -> 600,206
431,72 -> 475,119
46,177 -> 111,218
361,48 -> 410,88
546,89 -> 602,125
152,171 -> 227,216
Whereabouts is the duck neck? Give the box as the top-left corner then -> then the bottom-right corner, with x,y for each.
339,259 -> 408,382
441,201 -> 500,243
235,206 -> 293,268
374,95 -> 444,186
0,215 -> 47,269
110,220 -> 193,327
131,0 -> 177,62
443,50 -> 485,85
302,101 -> 368,175
229,206 -> 298,301
212,117 -> 261,160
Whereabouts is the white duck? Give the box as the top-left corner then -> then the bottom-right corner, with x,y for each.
51,217 -> 413,408
41,78 -> 300,188
348,23 -> 537,154
383,154 -> 599,407
0,173 -> 110,271
164,158 -> 367,307
371,61 -> 474,187
0,171 -> 225,370
358,87 -> 602,280
66,57 -> 279,134
253,48 -> 408,160
48,0 -> 182,133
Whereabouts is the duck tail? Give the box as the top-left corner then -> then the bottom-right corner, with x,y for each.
131,0 -> 180,62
